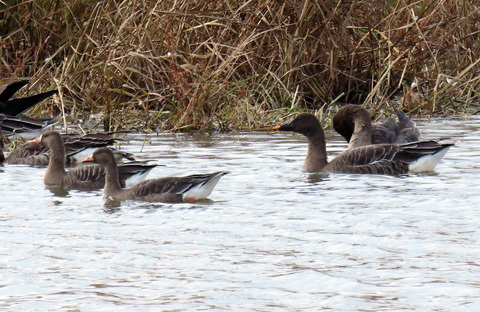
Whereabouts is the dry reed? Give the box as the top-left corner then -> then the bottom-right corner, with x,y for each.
1,0 -> 480,131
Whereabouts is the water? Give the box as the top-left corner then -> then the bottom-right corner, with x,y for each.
1,116 -> 480,311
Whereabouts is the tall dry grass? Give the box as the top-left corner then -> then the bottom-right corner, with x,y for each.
1,0 -> 480,131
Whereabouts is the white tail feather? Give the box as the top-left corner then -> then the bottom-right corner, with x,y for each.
125,171 -> 151,188
408,146 -> 451,172
182,174 -> 226,201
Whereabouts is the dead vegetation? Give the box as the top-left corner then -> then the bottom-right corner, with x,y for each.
1,0 -> 480,131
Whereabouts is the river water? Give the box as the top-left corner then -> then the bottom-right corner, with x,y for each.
1,116 -> 480,311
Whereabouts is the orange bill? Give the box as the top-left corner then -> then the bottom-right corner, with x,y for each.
30,137 -> 41,144
83,155 -> 94,163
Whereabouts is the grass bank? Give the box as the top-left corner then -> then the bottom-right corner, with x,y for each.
1,0 -> 480,132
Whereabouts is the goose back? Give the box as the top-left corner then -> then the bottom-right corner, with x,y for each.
333,104 -> 419,148
325,144 -> 408,174
6,142 -> 50,165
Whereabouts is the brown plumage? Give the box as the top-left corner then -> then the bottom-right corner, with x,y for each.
5,140 -> 50,165
333,104 -> 419,149
38,130 -> 155,189
5,132 -> 130,166
87,147 -> 229,202
274,113 -> 452,174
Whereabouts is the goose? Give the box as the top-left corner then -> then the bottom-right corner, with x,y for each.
5,140 -> 50,165
6,132 -> 133,166
274,113 -> 453,174
0,80 -> 58,116
333,104 -> 419,149
84,147 -> 229,203
34,130 -> 155,189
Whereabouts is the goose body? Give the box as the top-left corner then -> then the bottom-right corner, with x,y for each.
274,113 -> 452,174
86,147 -> 229,202
333,104 -> 419,149
5,140 -> 50,166
37,131 -> 155,189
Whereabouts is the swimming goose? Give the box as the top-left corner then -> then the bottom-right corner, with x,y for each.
0,80 -> 58,116
274,113 -> 453,174
84,147 -> 229,203
5,140 -> 50,165
36,130 -> 155,189
333,104 -> 419,149
6,132 -> 132,166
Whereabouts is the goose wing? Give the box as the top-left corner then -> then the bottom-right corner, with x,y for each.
371,117 -> 398,144
65,162 -> 156,189
372,110 -> 419,144
63,133 -> 116,148
393,140 -> 454,164
393,109 -> 419,143
132,174 -> 209,197
326,144 -> 409,174
332,144 -> 399,165
64,165 -> 106,189
131,172 -> 228,198
0,115 -> 58,134
5,141 -> 50,165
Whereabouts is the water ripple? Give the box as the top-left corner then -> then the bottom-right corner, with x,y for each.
1,116 -> 480,311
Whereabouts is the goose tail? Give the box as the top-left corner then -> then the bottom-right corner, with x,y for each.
182,171 -> 229,201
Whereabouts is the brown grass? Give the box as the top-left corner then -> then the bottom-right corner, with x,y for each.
1,0 -> 480,131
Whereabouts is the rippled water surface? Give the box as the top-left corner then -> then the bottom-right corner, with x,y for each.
1,116 -> 480,311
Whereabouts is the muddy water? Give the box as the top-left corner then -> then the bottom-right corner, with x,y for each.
1,116 -> 480,311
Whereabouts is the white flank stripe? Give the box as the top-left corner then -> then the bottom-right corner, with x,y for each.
408,147 -> 451,172
69,148 -> 97,164
125,171 -> 151,188
182,175 -> 224,201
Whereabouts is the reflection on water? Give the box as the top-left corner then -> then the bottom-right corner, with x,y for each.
1,116 -> 480,311
103,197 -> 122,211
45,185 -> 71,197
